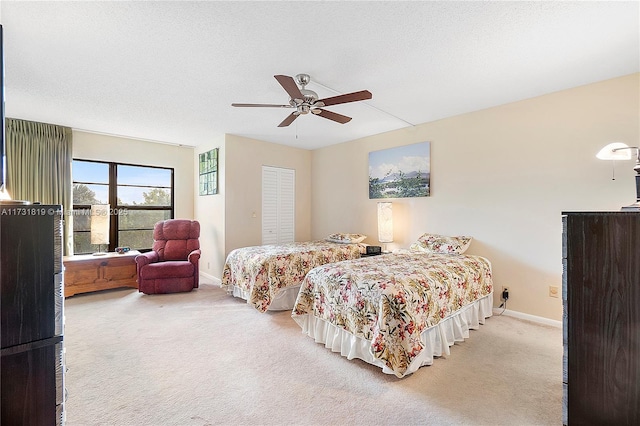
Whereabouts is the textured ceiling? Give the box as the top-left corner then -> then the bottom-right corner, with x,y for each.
0,1 -> 638,150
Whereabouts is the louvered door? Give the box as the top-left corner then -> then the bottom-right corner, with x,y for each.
262,166 -> 295,245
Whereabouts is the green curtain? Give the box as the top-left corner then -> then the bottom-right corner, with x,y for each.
5,118 -> 73,255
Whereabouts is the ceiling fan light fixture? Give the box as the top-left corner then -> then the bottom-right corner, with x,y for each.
232,73 -> 372,127
295,73 -> 311,87
301,89 -> 318,104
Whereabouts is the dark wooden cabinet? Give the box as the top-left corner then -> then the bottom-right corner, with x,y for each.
1,204 -> 65,425
562,212 -> 640,425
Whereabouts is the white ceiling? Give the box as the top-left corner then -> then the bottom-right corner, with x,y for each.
0,1 -> 638,150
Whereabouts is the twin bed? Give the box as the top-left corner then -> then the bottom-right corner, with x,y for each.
221,237 -> 364,312
221,233 -> 494,378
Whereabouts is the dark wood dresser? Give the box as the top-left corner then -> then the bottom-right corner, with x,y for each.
562,212 -> 640,425
1,204 -> 65,424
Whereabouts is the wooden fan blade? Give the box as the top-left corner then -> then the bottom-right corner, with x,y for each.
232,103 -> 292,108
278,112 -> 299,127
315,109 -> 352,124
317,90 -> 372,107
274,75 -> 305,101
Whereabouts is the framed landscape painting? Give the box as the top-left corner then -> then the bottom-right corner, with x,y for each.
369,141 -> 430,199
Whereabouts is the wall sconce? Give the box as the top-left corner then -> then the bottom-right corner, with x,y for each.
91,204 -> 110,255
377,202 -> 393,252
596,142 -> 640,210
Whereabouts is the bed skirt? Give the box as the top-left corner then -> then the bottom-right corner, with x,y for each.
230,284 -> 302,311
292,292 -> 494,378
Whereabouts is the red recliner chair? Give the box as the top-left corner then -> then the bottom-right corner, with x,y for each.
135,219 -> 201,294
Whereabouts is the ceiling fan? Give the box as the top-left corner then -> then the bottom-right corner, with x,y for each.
231,74 -> 372,127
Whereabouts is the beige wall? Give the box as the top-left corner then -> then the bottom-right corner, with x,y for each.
195,134 -> 311,282
72,130 -> 196,224
194,137 -> 225,282
311,73 -> 640,321
224,134 -> 312,251
72,74 -> 639,321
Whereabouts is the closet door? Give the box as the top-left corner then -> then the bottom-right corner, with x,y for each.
262,166 -> 295,245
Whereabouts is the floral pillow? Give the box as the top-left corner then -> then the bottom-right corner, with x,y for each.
410,233 -> 472,255
326,233 -> 367,244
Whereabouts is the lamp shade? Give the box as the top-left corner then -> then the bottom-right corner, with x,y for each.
596,142 -> 633,160
377,202 -> 393,243
90,204 -> 110,245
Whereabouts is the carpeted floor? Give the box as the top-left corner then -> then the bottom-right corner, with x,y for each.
63,280 -> 562,426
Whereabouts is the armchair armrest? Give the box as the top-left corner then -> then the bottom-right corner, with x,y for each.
135,251 -> 159,268
188,249 -> 201,265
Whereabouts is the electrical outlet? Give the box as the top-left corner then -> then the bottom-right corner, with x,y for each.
501,287 -> 509,301
549,285 -> 559,298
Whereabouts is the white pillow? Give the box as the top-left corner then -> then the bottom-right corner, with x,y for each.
326,233 -> 367,244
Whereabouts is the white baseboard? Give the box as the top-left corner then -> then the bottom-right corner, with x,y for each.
492,308 -> 562,328
199,272 -> 221,286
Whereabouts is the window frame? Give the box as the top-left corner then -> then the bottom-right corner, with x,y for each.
72,159 -> 174,254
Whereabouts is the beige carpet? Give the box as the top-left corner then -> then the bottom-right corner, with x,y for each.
63,279 -> 562,426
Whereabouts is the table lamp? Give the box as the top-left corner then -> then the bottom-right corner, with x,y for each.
377,202 -> 393,252
91,204 -> 110,255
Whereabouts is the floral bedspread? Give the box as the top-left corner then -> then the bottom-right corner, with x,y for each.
221,241 -> 362,312
292,252 -> 493,377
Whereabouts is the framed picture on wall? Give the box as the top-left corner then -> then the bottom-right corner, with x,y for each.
199,148 -> 218,195
368,141 -> 430,199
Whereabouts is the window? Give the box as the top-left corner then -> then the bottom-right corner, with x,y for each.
72,160 -> 174,254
